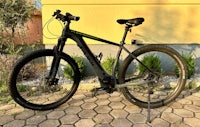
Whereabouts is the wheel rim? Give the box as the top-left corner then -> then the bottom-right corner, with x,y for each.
11,51 -> 79,108
120,47 -> 186,107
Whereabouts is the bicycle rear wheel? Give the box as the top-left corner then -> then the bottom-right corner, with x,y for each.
118,45 -> 187,108
9,49 -> 80,110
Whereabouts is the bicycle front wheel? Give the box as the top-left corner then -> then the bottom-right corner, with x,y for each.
9,49 -> 80,110
118,45 -> 187,108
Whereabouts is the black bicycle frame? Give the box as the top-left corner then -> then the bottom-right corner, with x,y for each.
48,22 -> 153,88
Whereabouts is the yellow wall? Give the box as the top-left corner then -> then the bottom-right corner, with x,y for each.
42,0 -> 200,44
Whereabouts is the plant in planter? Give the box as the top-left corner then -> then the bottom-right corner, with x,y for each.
64,55 -> 87,80
102,55 -> 120,76
174,53 -> 196,79
139,54 -> 161,74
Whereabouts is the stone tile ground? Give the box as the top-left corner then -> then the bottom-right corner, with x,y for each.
1,89 -> 200,127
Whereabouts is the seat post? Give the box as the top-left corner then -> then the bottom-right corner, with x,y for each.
120,24 -> 132,45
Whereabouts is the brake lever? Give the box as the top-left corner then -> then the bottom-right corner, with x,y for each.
52,10 -> 61,17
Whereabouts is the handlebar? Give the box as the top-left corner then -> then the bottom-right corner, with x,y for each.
52,10 -> 80,22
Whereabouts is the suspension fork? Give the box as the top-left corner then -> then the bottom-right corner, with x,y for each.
47,37 -> 66,85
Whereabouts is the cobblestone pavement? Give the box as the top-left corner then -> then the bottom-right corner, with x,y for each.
1,88 -> 200,127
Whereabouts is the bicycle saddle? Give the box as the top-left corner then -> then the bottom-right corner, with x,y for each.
117,18 -> 144,26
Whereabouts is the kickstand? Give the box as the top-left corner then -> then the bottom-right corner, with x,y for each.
147,87 -> 152,123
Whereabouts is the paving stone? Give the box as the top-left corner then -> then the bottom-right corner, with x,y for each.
171,122 -> 191,127
150,118 -> 170,127
47,110 -> 65,119
169,102 -> 183,109
141,109 -> 161,119
60,114 -> 79,124
177,98 -> 192,105
75,119 -> 95,127
35,110 -> 52,115
96,94 -> 110,99
95,123 -> 110,127
83,91 -> 93,96
93,114 -> 113,124
83,96 -> 98,103
127,113 -> 146,123
5,107 -> 24,115
184,104 -> 200,113
124,105 -> 142,113
110,109 -> 128,118
121,100 -> 133,106
108,96 -> 123,101
0,104 -> 15,111
184,117 -> 200,127
72,93 -> 86,100
110,91 -> 121,97
65,106 -> 82,114
111,118 -> 132,127
15,110 -> 35,120
26,115 -> 46,125
133,124 -> 150,127
78,109 -> 97,118
0,115 -> 14,125
55,103 -> 69,110
3,120 -> 25,127
94,105 -> 112,113
192,92 -> 200,98
193,100 -> 200,106
195,112 -> 200,119
185,95 -> 200,101
109,102 -> 125,109
68,99 -> 84,106
174,108 -> 194,118
160,107 -> 173,113
39,120 -> 60,127
95,99 -> 110,106
24,125 -> 37,127
161,112 -> 182,123
59,125 -> 74,127
81,102 -> 97,109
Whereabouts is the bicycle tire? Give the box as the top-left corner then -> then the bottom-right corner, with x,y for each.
118,45 -> 187,108
9,49 -> 80,110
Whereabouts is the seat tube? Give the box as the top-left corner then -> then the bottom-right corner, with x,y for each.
112,25 -> 130,77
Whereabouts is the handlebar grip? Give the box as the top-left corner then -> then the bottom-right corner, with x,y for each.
68,15 -> 80,21
66,13 -> 80,21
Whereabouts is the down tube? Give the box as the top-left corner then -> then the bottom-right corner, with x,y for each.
67,33 -> 110,79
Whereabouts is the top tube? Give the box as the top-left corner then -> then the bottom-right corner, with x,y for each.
70,30 -> 120,46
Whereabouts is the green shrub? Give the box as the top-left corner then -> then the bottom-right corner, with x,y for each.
139,54 -> 161,74
102,56 -> 119,75
64,55 -> 86,80
175,53 -> 195,79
